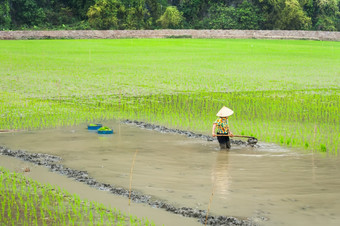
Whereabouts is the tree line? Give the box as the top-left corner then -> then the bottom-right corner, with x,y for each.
0,0 -> 339,31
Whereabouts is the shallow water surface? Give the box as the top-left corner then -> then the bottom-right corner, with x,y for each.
1,121 -> 340,225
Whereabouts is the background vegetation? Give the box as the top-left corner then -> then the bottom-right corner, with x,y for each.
0,39 -> 339,154
0,0 -> 339,31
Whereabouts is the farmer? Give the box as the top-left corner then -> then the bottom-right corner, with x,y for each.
212,106 -> 234,149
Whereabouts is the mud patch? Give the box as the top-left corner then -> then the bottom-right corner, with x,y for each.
0,146 -> 255,226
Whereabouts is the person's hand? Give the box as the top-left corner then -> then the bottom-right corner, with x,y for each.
229,133 -> 234,137
212,133 -> 216,137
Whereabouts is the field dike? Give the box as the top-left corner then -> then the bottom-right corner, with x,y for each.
0,30 -> 339,41
0,121 -> 260,226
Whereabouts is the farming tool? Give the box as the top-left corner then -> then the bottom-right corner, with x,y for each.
217,134 -> 258,145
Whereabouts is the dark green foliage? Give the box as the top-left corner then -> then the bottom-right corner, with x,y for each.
10,0 -> 46,28
125,0 -> 151,29
86,0 -> 153,29
313,0 -> 339,31
1,0 -> 339,30
67,0 -> 95,19
201,1 -> 264,30
0,0 -> 11,30
45,6 -> 76,27
87,0 -> 124,29
236,1 -> 265,30
255,0 -> 312,30
202,4 -> 238,29
275,0 -> 312,30
146,0 -> 163,26
179,0 -> 209,27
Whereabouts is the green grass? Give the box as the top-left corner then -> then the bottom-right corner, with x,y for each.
0,39 -> 339,154
0,167 -> 154,225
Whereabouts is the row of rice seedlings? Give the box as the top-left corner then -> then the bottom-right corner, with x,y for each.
0,91 -> 117,130
113,90 -> 339,154
1,86 -> 338,154
0,167 -> 154,225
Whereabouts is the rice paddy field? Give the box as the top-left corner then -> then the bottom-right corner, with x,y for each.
0,38 -> 339,155
0,167 -> 153,225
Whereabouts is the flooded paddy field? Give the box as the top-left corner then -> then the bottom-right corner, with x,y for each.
1,120 -> 340,225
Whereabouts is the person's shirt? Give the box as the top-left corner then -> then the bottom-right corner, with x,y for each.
214,117 -> 230,134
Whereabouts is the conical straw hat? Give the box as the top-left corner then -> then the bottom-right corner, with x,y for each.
216,106 -> 234,117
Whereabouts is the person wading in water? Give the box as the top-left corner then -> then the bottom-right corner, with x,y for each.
212,106 -> 234,149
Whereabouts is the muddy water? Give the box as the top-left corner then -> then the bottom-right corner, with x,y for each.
1,121 -> 340,226
0,155 -> 201,226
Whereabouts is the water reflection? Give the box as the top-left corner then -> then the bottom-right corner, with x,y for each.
211,151 -> 231,199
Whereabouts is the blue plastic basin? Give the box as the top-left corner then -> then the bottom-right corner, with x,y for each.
87,124 -> 103,130
98,130 -> 113,134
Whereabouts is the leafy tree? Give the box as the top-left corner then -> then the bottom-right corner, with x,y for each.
157,6 -> 183,28
67,0 -> 96,19
179,0 -> 209,27
125,6 -> 151,29
313,0 -> 339,30
146,0 -> 163,27
87,0 -> 125,29
236,1 -> 265,29
275,0 -> 312,30
202,4 -> 238,29
10,0 -> 46,28
124,0 -> 151,29
201,1 -> 265,29
0,0 -> 11,29
256,0 -> 311,30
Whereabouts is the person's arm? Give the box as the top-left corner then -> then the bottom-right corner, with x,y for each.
212,123 -> 217,137
227,125 -> 234,137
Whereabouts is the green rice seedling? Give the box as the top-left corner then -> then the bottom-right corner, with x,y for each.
0,167 -> 155,225
320,144 -> 327,152
305,142 -> 309,149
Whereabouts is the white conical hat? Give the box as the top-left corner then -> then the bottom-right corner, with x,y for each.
216,106 -> 234,117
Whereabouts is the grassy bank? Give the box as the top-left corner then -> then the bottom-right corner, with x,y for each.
0,39 -> 339,153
